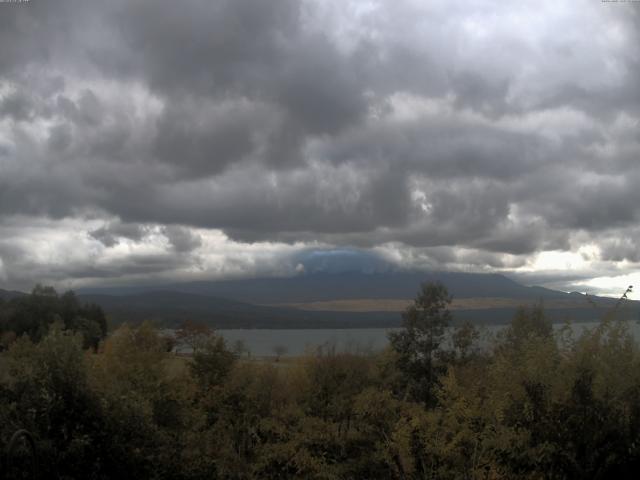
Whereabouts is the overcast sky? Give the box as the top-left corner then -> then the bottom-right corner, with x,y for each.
0,0 -> 639,296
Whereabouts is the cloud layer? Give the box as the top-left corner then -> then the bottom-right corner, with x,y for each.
0,0 -> 639,295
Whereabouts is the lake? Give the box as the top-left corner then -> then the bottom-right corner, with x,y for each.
213,321 -> 640,357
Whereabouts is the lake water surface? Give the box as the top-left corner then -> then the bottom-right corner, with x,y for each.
215,321 -> 640,357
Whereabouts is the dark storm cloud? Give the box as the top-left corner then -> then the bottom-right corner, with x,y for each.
319,118 -> 557,180
153,98 -> 262,177
274,35 -> 368,135
1,0 -> 639,288
13,252 -> 192,284
75,253 -> 191,278
101,163 -> 413,241
106,0 -> 300,95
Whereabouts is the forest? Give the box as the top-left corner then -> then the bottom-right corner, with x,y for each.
0,283 -> 639,479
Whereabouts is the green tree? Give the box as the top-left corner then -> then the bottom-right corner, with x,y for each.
388,281 -> 452,405
0,286 -> 107,349
2,325 -> 103,478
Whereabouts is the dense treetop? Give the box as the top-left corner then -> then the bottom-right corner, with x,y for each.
0,283 -> 639,479
0,285 -> 107,351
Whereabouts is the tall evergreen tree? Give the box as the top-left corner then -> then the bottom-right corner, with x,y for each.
388,281 -> 452,405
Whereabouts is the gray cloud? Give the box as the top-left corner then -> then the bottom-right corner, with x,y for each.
89,222 -> 147,248
163,226 -> 202,253
0,0 -> 639,290
0,91 -> 36,121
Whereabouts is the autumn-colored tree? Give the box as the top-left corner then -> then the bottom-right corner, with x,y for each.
175,319 -> 213,354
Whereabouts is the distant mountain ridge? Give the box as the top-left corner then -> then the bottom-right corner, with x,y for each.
78,271 -> 571,303
0,288 -> 26,300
